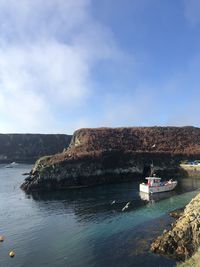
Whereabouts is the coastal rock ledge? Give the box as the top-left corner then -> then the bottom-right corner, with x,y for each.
21,126 -> 200,192
151,192 -> 200,260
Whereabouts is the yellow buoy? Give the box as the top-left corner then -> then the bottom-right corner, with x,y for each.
0,236 -> 4,242
9,251 -> 15,258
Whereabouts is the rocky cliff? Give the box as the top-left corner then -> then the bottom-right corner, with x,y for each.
0,134 -> 72,163
21,126 -> 200,192
151,191 -> 200,261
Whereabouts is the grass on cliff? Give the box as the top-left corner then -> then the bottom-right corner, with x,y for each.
177,249 -> 200,267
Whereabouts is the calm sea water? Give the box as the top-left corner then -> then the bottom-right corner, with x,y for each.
0,164 -> 200,267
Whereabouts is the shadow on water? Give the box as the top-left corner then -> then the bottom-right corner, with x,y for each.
27,175 -> 200,226
29,174 -> 200,204
29,182 -> 147,222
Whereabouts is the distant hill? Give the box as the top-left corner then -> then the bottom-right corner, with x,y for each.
0,134 -> 72,163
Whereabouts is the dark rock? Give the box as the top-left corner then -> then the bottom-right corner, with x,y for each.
169,208 -> 184,219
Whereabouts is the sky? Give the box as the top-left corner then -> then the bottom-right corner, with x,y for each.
0,0 -> 200,134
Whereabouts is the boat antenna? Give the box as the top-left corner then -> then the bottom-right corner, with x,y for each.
150,160 -> 154,176
150,144 -> 156,176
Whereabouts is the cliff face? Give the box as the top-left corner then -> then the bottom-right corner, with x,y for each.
21,126 -> 200,192
0,134 -> 72,163
151,192 -> 200,260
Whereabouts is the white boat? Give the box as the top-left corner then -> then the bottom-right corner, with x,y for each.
5,162 -> 18,168
139,176 -> 178,194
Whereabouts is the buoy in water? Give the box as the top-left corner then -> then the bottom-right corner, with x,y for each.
0,236 -> 4,242
9,251 -> 15,258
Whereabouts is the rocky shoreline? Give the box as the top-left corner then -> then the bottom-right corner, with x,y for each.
21,126 -> 200,192
151,192 -> 200,261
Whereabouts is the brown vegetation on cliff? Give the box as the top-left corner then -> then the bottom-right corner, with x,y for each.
69,126 -> 200,154
44,126 -> 200,165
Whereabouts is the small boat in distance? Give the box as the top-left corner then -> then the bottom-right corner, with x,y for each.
5,162 -> 18,168
139,175 -> 178,194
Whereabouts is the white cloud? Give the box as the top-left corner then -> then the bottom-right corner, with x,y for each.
0,0 -> 90,41
0,0 -> 121,133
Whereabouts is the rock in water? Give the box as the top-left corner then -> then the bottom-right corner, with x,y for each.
169,208 -> 184,219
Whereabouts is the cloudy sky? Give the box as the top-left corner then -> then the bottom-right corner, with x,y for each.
0,0 -> 200,134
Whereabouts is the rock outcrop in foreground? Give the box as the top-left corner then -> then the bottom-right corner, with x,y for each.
21,126 -> 200,192
177,247 -> 200,267
0,134 -> 72,163
151,192 -> 200,260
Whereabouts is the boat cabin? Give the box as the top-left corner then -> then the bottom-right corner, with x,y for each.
145,177 -> 161,187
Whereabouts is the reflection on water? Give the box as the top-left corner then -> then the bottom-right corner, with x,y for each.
0,164 -> 200,267
139,190 -> 177,202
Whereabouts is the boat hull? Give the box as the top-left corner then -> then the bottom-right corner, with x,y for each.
139,181 -> 177,194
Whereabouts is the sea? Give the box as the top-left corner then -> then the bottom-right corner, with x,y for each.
0,164 -> 200,267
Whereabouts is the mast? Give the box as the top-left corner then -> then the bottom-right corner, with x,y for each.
150,161 -> 154,176
150,144 -> 156,176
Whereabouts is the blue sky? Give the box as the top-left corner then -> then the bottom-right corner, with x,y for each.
0,0 -> 200,134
